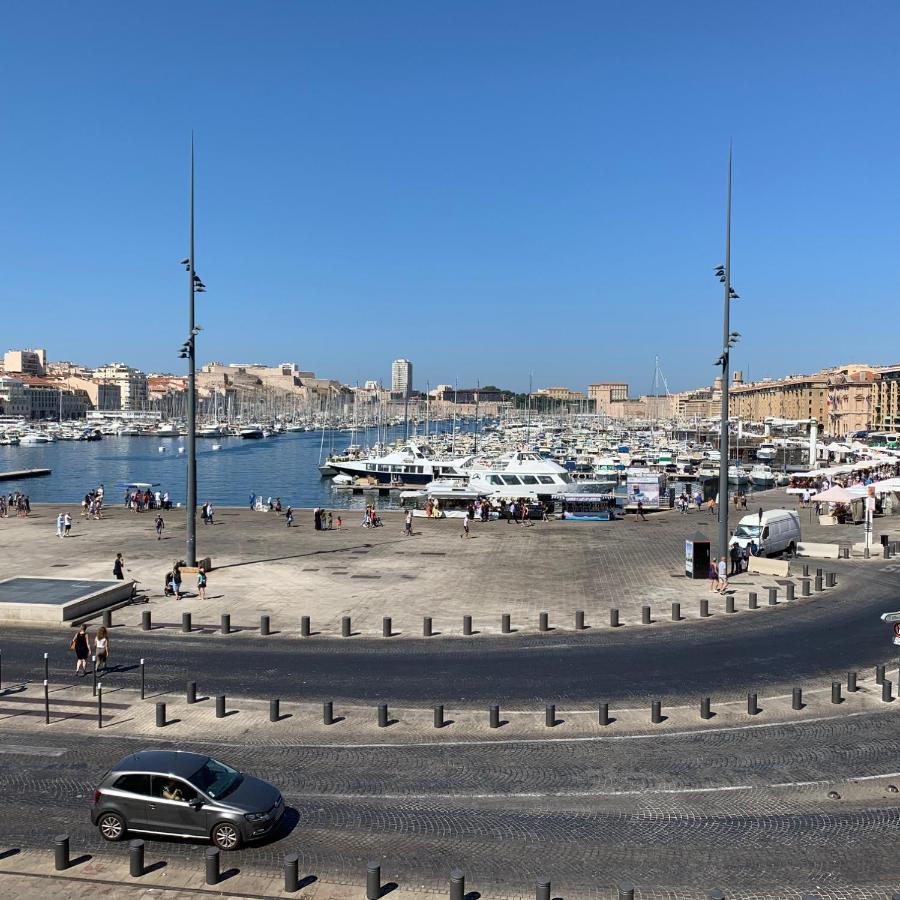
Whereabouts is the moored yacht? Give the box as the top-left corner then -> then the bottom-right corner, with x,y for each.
462,450 -> 577,501
749,463 -> 777,487
329,442 -> 468,486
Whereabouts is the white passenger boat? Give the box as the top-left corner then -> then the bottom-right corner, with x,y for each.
462,450 -> 578,501
329,442 -> 468,486
749,464 -> 777,487
756,442 -> 777,460
727,465 -> 750,485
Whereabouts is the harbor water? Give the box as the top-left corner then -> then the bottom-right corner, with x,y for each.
0,424 -> 468,509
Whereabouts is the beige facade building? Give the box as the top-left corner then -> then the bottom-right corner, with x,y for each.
0,376 -> 30,418
588,383 -> 628,413
93,363 -> 149,410
3,348 -> 46,377
61,376 -> 121,411
535,386 -> 586,402
873,365 -> 900,432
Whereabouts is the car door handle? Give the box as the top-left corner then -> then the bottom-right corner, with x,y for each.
148,804 -> 157,809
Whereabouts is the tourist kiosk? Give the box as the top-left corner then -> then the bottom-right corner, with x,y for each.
684,531 -> 711,578
557,493 -> 617,521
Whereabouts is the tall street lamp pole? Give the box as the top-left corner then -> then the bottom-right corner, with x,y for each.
179,136 -> 206,567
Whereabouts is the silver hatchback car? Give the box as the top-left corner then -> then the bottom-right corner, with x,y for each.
91,749 -> 284,850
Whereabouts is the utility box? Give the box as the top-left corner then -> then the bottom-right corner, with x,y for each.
685,532 -> 711,579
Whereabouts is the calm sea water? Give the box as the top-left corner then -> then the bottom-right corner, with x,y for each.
0,423 -> 469,509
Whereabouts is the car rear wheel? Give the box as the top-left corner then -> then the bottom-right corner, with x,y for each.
211,821 -> 242,850
98,812 -> 127,842
787,541 -> 796,557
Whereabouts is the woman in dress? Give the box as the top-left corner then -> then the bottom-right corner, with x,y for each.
70,624 -> 91,676
95,626 -> 110,673
197,567 -> 207,600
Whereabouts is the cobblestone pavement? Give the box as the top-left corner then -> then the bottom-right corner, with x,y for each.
0,710 -> 898,898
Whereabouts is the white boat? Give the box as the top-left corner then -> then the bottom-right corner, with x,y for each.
19,432 -> 53,444
462,450 -> 578,501
756,442 -> 777,461
332,473 -> 354,486
749,464 -> 777,487
156,423 -> 179,437
240,425 -> 265,439
328,442 -> 468,486
727,465 -> 750,485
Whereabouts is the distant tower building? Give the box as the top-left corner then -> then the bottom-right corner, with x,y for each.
391,359 -> 412,398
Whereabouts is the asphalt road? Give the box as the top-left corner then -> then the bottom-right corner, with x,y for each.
2,711 -> 898,896
1,563 -> 897,705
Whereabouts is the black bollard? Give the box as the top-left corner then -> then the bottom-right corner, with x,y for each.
748,692 -> 759,715
814,574 -> 823,592
876,664 -> 885,685
206,847 -> 220,885
434,704 -> 444,728
610,608 -> 619,628
539,611 -> 549,632
748,591 -> 758,609
43,679 -> 50,725
832,681 -> 842,704
826,572 -> 836,587
883,680 -> 894,703
215,694 -> 225,718
792,687 -> 803,710
501,613 -> 511,633
801,578 -> 811,597
816,566 -> 823,578
301,615 -> 311,637
642,605 -> 651,625
323,701 -> 334,725
725,595 -> 735,614
599,702 -> 609,726
847,671 -> 858,692
672,602 -> 681,621
155,701 -> 166,727
618,882 -> 635,900
423,616 -> 433,637
182,611 -> 191,634
382,616 -> 392,638
700,598 -> 710,618
139,658 -> 145,700
377,703 -> 389,728
545,704 -> 556,727
450,868 -> 465,900
129,839 -> 144,877
97,683 -> 103,729
261,615 -> 271,636
768,587 -> 778,606
785,583 -> 795,602
270,698 -> 280,722
141,610 -> 151,631
92,656 -> 97,697
187,681 -> 197,704
367,861 -> 382,900
463,615 -> 473,636
536,876 -> 551,900
700,697 -> 712,720
102,609 -> 112,629
284,853 -> 300,893
489,704 -> 500,728
651,700 -> 662,724
575,609 -> 585,630
341,616 -> 351,637
54,834 -> 69,871
802,563 -> 810,577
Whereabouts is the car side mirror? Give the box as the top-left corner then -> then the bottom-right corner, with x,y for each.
189,798 -> 203,810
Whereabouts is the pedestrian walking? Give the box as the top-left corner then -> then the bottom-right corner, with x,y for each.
717,556 -> 728,593
637,500 -> 646,521
207,502 -> 215,525
200,502 -> 209,525
155,515 -> 165,540
113,553 -> 125,580
63,512 -> 72,536
461,515 -> 470,539
708,559 -> 718,592
336,515 -> 342,530
326,511 -> 332,530
757,506 -> 764,526
197,567 -> 207,600
404,510 -> 413,536
172,564 -> 183,600
249,493 -> 256,510
56,512 -> 64,538
729,541 -> 741,576
70,624 -> 91,676
94,626 -> 110,673
285,506 -> 294,527
314,507 -> 322,530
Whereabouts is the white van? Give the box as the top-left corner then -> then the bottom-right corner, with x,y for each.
729,509 -> 801,557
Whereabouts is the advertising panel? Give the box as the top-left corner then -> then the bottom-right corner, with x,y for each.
626,474 -> 661,509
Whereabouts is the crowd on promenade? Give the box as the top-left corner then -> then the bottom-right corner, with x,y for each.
0,491 -> 30,517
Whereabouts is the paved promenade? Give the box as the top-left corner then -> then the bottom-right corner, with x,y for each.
0,491 -> 892,636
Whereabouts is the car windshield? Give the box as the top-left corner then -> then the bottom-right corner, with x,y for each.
734,524 -> 761,538
188,759 -> 243,799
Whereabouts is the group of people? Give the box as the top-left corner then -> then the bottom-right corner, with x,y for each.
0,492 -> 30,517
313,506 -> 339,529
69,623 -> 110,676
81,485 -> 105,519
163,560 -> 208,600
55,512 -> 73,537
126,488 -> 170,512
199,501 -> 216,525
360,506 -> 380,528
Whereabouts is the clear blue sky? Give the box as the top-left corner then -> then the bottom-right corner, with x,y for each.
1,2 -> 898,394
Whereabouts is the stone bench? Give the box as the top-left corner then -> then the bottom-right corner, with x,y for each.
746,556 -> 791,577
179,557 -> 213,574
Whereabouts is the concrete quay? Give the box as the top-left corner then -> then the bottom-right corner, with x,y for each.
0,491 -> 888,637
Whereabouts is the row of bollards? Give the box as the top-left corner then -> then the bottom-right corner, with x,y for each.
54,838 -> 742,900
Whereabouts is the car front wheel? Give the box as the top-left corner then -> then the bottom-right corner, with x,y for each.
211,821 -> 242,850
98,811 -> 127,842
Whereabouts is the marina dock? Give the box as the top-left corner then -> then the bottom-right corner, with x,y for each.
0,468 -> 51,481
